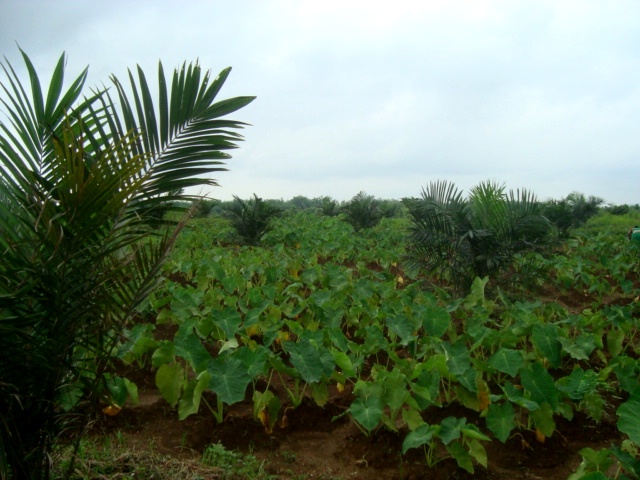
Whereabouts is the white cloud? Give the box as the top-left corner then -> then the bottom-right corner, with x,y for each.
2,0 -> 640,204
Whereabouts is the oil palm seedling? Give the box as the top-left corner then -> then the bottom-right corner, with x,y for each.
0,49 -> 254,479
404,180 -> 554,293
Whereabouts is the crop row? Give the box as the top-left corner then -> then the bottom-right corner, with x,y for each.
114,213 -> 640,475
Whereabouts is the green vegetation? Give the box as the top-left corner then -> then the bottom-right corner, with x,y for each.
201,443 -> 274,479
222,194 -> 283,245
543,191 -> 605,237
341,191 -> 385,232
112,205 -> 638,477
0,50 -> 253,479
2,49 -> 640,480
404,180 -> 554,293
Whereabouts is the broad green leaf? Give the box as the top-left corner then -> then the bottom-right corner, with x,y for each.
559,335 -> 597,361
311,382 -> 329,407
463,277 -> 489,309
530,402 -> 556,437
156,363 -> 184,408
422,306 -> 451,338
578,447 -> 614,473
461,425 -> 491,442
178,371 -> 211,420
611,445 -> 640,477
174,319 -> 212,372
284,338 -> 335,383
385,314 -> 415,345
207,356 -> 251,405
457,368 -> 479,393
349,396 -> 383,432
327,327 -> 350,352
378,368 -> 408,413
532,323 -> 562,368
617,393 -> 640,445
151,340 -> 176,368
402,424 -> 437,453
438,416 -> 466,445
520,362 -> 559,410
442,341 -> 471,377
123,378 -> 139,406
402,408 -> 426,431
486,402 -> 515,443
613,357 -> 640,394
105,375 -> 129,407
234,345 -> 270,379
487,348 -> 523,378
502,382 -> 539,411
213,307 -> 242,339
607,328 -> 625,357
467,438 -> 488,468
446,440 -> 474,473
332,349 -> 356,378
556,368 -> 598,401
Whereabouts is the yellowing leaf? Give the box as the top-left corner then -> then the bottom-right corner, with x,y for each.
258,408 -> 273,434
535,428 -> 546,443
246,325 -> 261,337
102,405 -> 121,416
477,379 -> 491,411
336,382 -> 345,393
396,276 -> 404,285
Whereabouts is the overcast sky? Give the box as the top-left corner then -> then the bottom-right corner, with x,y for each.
1,1 -> 639,204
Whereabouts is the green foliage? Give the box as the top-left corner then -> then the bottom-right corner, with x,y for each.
201,442 -> 274,479
0,49 -> 253,479
192,198 -> 220,218
404,180 -> 554,293
222,194 -> 283,245
341,191 -> 384,232
543,192 -> 605,237
319,196 -> 340,216
129,212 -> 640,474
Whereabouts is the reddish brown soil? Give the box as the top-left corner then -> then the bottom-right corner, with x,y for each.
96,375 -> 622,480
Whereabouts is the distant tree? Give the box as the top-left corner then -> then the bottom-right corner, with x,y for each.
289,195 -> 315,210
607,204 -> 630,216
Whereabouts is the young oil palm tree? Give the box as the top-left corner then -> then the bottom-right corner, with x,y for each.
222,194 -> 283,245
342,191 -> 383,232
404,180 -> 553,293
0,49 -> 254,479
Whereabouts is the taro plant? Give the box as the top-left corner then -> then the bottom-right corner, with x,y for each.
342,191 -> 383,232
222,194 -> 283,245
0,49 -> 254,479
404,180 -> 554,293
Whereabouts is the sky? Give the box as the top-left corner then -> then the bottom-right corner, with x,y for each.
1,0 -> 640,205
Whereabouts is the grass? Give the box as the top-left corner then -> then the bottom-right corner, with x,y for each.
201,442 -> 276,479
583,210 -> 640,233
50,434 -> 274,480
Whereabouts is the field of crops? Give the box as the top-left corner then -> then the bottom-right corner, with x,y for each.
102,210 -> 640,479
